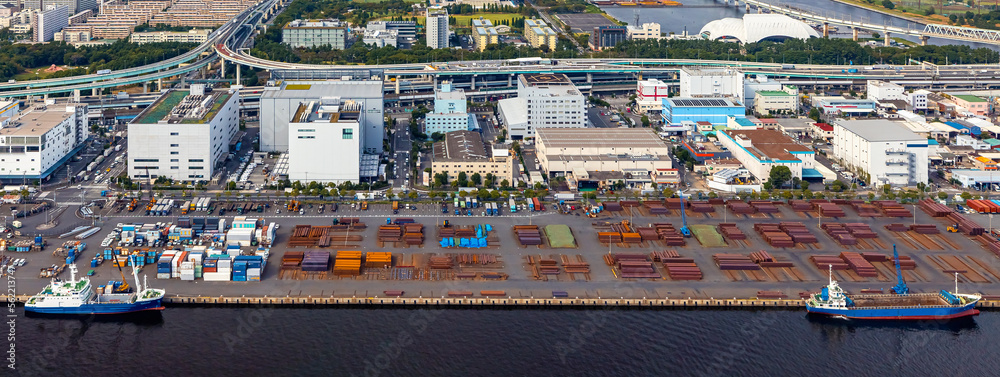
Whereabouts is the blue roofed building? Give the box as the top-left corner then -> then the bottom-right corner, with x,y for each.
662,97 -> 745,132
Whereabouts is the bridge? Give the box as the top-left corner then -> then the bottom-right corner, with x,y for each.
727,0 -> 1000,47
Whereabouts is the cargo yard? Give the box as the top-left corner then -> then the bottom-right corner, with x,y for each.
6,196 -> 1000,308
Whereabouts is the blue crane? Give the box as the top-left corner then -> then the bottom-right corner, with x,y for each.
678,190 -> 691,237
892,244 -> 909,295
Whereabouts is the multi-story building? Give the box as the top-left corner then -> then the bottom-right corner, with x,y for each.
362,29 -> 397,48
471,17 -> 498,51
866,80 -> 905,101
43,0 -> 96,15
147,0 -> 254,28
635,78 -> 671,114
431,131 -> 513,184
34,5 -> 68,42
909,89 -> 930,112
717,128 -> 816,184
0,5 -> 16,18
287,100 -> 363,184
949,94 -> 989,116
588,26 -> 626,51
259,80 -> 384,154
832,119 -> 929,186
524,19 -> 557,49
59,0 -> 172,40
662,97 -> 744,130
425,83 -> 475,135
680,67 -> 745,105
814,97 -> 877,117
366,20 -> 416,42
53,28 -> 89,42
535,128 -> 673,180
426,7 -> 449,49
129,29 -> 210,44
497,73 -> 586,140
752,85 -> 799,115
0,102 -> 89,181
282,19 -> 348,49
69,9 -> 92,25
626,22 -> 660,39
127,85 -> 239,181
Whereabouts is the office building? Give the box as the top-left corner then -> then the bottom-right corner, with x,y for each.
259,80 -> 384,154
425,83 -> 475,135
127,85 -> 239,181
832,119 -> 929,186
662,97 -> 744,130
524,19 -> 557,49
588,26 -> 626,51
752,85 -> 799,115
34,5 -> 68,42
680,67 -> 745,105
426,7 -> 449,49
130,29 -> 210,44
362,29 -> 397,48
635,78 -> 671,114
366,20 -> 415,48
626,22 -> 660,39
431,131 -> 513,183
282,19 -> 348,49
287,100 -> 363,184
0,102 -> 89,181
471,17 -> 498,51
866,80 -> 905,101
497,73 -> 586,140
717,128 -> 816,183
910,89 -> 930,112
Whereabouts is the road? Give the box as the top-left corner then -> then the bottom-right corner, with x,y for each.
391,113 -> 413,190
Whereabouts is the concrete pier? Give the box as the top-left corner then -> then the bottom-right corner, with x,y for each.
884,32 -> 891,47
852,28 -> 858,41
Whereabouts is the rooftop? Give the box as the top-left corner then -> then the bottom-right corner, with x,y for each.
536,128 -> 669,150
262,81 -> 384,100
723,128 -> 813,162
0,104 -> 76,137
133,89 -> 232,124
285,19 -> 345,29
666,98 -> 741,107
814,123 -> 833,132
290,100 -> 362,124
757,90 -> 794,97
433,131 -> 492,162
953,94 -> 987,103
521,73 -> 573,86
835,119 -> 925,142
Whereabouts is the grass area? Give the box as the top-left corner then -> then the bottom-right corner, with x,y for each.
12,66 -> 83,81
393,13 -> 522,26
835,0 -> 959,24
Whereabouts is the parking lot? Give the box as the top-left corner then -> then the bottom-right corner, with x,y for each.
555,13 -> 617,33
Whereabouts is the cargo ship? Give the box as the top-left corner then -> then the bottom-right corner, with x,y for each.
806,246 -> 980,320
25,258 -> 165,315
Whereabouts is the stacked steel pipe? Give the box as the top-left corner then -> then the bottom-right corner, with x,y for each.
749,200 -> 779,213
717,223 -> 746,240
515,225 -> 543,245
281,251 -> 304,270
377,225 -> 403,242
815,202 -> 845,217
713,254 -> 761,270
636,227 -> 660,241
810,255 -> 849,270
789,200 -> 812,211
918,199 -> 954,217
687,200 -> 714,213
665,198 -> 683,209
821,223 -> 857,246
619,200 -> 641,208
659,251 -> 702,280
615,253 -> 660,278
839,251 -> 878,277
884,223 -> 909,232
539,258 -> 560,275
602,202 -> 623,211
429,255 -> 454,269
908,224 -> 939,234
727,200 -> 755,214
754,223 -> 793,247
365,252 -> 392,268
947,212 -> 985,235
874,200 -> 912,217
645,202 -> 668,215
780,222 -> 817,243
333,251 -> 362,276
851,202 -> 881,217
403,223 -> 424,245
654,223 -> 686,246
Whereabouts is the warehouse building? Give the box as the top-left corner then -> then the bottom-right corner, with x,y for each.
282,19 -> 348,49
535,128 -> 673,189
680,67 -> 745,105
431,131 -> 513,184
128,85 -> 238,181
832,119 -> 929,186
287,100 -> 363,184
662,97 -> 744,131
814,97 -> 877,116
0,102 -> 89,181
717,128 -> 817,184
259,80 -> 384,154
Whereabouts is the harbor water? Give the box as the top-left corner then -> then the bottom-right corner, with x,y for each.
601,0 -> 999,49
11,308 -> 1000,376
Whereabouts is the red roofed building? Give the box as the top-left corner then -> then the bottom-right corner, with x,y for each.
811,122 -> 834,139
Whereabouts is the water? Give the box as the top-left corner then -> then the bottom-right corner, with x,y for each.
10,307 -> 1000,376
601,0 -> 999,49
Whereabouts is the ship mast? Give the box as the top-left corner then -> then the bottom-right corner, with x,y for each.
130,255 -> 142,293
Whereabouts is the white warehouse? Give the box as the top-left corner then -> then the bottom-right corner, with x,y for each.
287,100 -> 362,184
128,86 -> 238,181
0,102 -> 89,181
832,119 -> 929,186
679,67 -> 745,105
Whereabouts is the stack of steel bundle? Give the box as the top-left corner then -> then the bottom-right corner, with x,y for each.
717,223 -> 746,240
439,227 -> 456,238
816,203 -> 845,217
687,200 -> 714,213
789,200 -> 812,211
754,223 -> 793,247
980,234 -> 1000,257
650,250 -> 680,262
448,291 -> 473,297
539,259 -> 560,275
874,201 -> 912,217
281,251 -> 304,270
665,198 -> 683,209
301,251 -> 331,272
757,291 -> 787,299
918,199 -> 954,217
713,254 -> 761,270
455,254 -> 498,265
726,200 -> 755,214
515,225 -> 543,245
602,202 -> 623,211
821,223 -> 857,245
334,251 -> 363,276
635,227 -> 660,241
811,255 -> 849,270
708,198 -> 725,205
289,225 -> 318,247
645,202 -> 669,215
661,254 -> 702,280
839,251 -> 878,277
615,253 -> 659,278
619,200 -> 641,208
844,223 -> 878,238
403,223 -> 424,245
850,202 -> 881,217
861,253 -> 888,262
897,255 -> 916,270
908,224 -> 939,234
780,222 -> 817,243
749,200 -> 779,213
563,261 -> 591,273
965,199 -> 993,213
947,212 -> 985,235
884,223 -> 909,232
598,232 -> 622,243
653,223 -> 685,246
365,252 -> 392,268
377,225 -> 403,242
481,272 -> 508,280
429,256 -> 454,269
749,250 -> 773,263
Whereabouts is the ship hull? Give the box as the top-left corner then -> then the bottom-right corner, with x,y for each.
806,303 -> 979,320
25,298 -> 164,315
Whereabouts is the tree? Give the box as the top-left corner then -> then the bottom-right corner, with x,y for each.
961,192 -> 972,200
227,181 -> 237,190
408,192 -> 418,200
471,173 -> 482,186
640,115 -> 650,128
458,172 -> 468,187
768,166 -> 792,188
500,179 -> 510,189
808,107 -> 821,122
881,0 -> 894,10
937,192 -> 948,200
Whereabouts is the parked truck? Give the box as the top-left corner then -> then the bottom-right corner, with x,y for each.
509,198 -> 517,213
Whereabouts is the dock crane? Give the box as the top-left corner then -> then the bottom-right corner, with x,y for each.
678,190 -> 691,237
111,253 -> 132,293
891,244 -> 908,295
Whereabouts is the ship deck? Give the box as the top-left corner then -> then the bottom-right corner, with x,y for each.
849,293 -> 948,308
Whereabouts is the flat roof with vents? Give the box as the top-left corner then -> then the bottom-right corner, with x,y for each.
666,98 -> 740,107
521,73 -> 573,86
0,105 -> 75,137
535,128 -> 668,149
433,130 -> 491,162
721,128 -> 814,162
